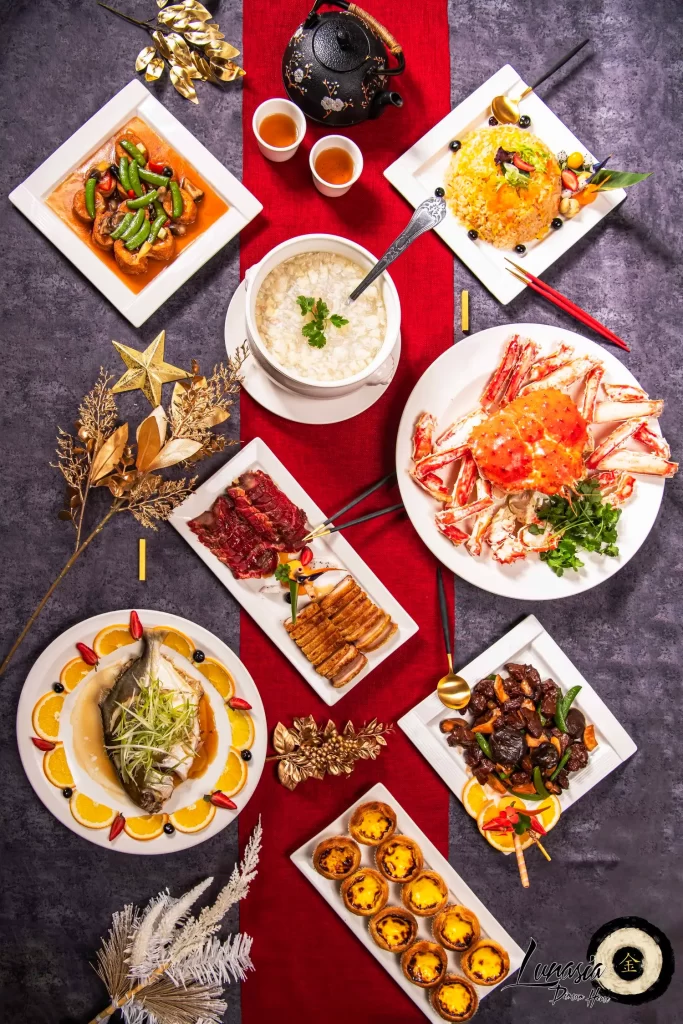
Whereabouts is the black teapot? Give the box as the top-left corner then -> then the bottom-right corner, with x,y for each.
282,0 -> 405,127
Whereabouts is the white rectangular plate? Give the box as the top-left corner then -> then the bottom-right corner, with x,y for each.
292,782 -> 525,1021
399,615 -> 636,850
384,65 -> 626,304
9,80 -> 262,326
170,437 -> 418,705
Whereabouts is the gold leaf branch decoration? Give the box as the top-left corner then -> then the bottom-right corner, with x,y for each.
0,342 -> 248,677
99,1 -> 245,104
267,716 -> 393,790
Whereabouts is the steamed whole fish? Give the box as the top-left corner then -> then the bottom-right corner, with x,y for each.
100,629 -> 204,813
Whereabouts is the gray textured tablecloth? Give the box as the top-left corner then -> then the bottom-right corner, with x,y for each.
0,1 -> 680,1022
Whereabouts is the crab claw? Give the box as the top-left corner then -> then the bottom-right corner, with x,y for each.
520,356 -> 597,395
594,471 -> 636,506
486,505 -> 527,564
634,422 -> 671,459
518,523 -> 560,552
501,340 -> 540,404
414,444 -> 469,480
524,343 -> 574,384
465,478 -> 500,557
435,518 -> 468,544
480,335 -> 521,410
452,451 -> 478,506
602,383 -> 648,402
595,450 -> 678,477
410,467 -> 452,504
580,365 -> 604,422
436,496 -> 494,527
585,418 -> 648,470
412,412 -> 437,462
434,408 -> 486,453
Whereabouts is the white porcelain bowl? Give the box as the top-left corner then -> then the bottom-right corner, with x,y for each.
244,233 -> 401,399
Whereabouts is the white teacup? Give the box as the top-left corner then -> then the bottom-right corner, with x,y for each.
310,136 -> 363,198
252,98 -> 306,163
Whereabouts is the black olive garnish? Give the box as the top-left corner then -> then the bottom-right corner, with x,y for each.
53,682 -> 65,693
515,244 -> 527,255
241,749 -> 252,762
468,229 -> 479,240
519,114 -> 531,128
62,787 -> 73,799
434,187 -> 445,197
192,650 -> 205,663
163,822 -> 175,834
488,116 -> 498,126
551,217 -> 563,230
449,139 -> 461,152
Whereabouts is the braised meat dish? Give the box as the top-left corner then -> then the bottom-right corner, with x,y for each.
440,662 -> 597,796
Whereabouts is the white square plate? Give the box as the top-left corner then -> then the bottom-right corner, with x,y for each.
384,65 -> 626,304
170,438 -> 418,705
291,782 -> 525,1021
9,80 -> 262,326
399,615 -> 636,848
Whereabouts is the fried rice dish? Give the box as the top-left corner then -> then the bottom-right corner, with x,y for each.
445,125 -> 562,249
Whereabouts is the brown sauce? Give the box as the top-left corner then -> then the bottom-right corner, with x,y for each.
258,113 -> 298,148
46,116 -> 228,294
314,146 -> 355,185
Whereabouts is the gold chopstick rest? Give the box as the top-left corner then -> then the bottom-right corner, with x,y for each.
138,538 -> 146,581
461,289 -> 469,332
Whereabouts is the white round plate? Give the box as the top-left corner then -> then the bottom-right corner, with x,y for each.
225,278 -> 400,424
396,323 -> 667,600
17,609 -> 266,855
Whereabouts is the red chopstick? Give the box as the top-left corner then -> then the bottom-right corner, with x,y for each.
506,260 -> 630,352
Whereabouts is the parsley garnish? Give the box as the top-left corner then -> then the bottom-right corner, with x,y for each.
274,562 -> 291,583
530,479 -> 621,577
297,295 -> 349,349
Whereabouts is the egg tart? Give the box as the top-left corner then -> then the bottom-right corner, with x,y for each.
348,801 -> 397,846
461,938 -> 510,986
341,868 -> 389,917
401,871 -> 449,918
432,904 -> 480,952
375,834 -> 423,883
312,836 -> 361,881
369,906 -> 419,954
431,974 -> 479,1022
400,940 -> 448,988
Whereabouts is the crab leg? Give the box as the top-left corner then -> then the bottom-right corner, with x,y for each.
634,422 -> 671,459
594,470 -> 636,506
602,383 -> 648,402
415,444 -> 469,479
410,468 -> 452,504
436,496 -> 493,526
412,412 -> 436,462
585,418 -> 648,470
466,478 -> 499,556
486,504 -> 527,564
524,343 -> 574,384
453,451 -> 478,506
518,523 -> 561,552
520,356 -> 597,394
580,365 -> 604,422
593,399 -> 664,423
480,335 -> 521,410
434,407 -> 486,453
436,518 -> 469,545
596,450 -> 678,477
502,340 -> 540,404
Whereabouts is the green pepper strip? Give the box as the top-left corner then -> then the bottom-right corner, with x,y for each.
110,213 -> 134,241
169,179 -> 183,219
555,684 -> 582,733
533,765 -> 550,798
128,159 -> 144,198
119,139 -> 146,166
118,156 -> 131,192
509,790 -> 549,801
139,167 -> 172,188
149,212 -> 168,244
125,217 -> 151,251
126,189 -> 159,210
550,750 -> 572,782
289,579 -> 299,625
84,177 -> 97,219
119,209 -> 146,241
475,733 -> 493,760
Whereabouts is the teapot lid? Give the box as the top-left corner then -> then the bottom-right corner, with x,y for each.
312,16 -> 371,73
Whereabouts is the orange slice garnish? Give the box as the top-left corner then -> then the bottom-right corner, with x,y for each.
69,793 -> 116,829
93,624 -> 134,656
477,800 -> 533,853
196,657 -> 235,699
462,778 -> 493,819
160,628 -> 195,661
169,800 -> 216,834
43,744 -> 74,788
226,706 -> 254,750
59,657 -> 91,692
213,747 -> 248,798
32,692 -> 64,741
124,814 -> 167,841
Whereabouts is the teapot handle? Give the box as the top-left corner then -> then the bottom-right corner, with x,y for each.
306,0 -> 405,70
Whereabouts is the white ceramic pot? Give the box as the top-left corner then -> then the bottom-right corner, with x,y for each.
244,234 -> 401,399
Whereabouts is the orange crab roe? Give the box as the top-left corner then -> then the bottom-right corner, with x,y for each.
470,388 -> 588,495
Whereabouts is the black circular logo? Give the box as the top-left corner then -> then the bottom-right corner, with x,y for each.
587,917 -> 674,1005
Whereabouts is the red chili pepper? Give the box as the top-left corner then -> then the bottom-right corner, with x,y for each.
227,696 -> 252,711
300,546 -> 313,566
561,168 -> 579,192
529,815 -> 547,836
127,189 -> 136,199
209,792 -> 237,810
97,173 -> 113,193
31,736 -> 55,751
129,610 -> 143,641
109,813 -> 126,841
148,160 -> 165,173
76,642 -> 98,666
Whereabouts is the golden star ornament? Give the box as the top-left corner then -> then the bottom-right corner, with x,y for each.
111,331 -> 190,407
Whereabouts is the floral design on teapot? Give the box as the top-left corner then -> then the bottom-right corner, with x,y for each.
321,80 -> 354,118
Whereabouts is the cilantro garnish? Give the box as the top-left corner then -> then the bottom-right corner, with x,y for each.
297,295 -> 349,349
530,479 -> 621,577
274,562 -> 291,583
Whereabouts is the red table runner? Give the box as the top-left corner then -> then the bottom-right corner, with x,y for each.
239,2 -> 453,1018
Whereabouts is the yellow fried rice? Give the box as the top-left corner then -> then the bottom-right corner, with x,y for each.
444,125 -> 562,249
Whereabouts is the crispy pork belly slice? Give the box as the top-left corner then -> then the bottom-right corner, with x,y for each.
285,605 -> 324,639
310,639 -> 346,667
332,652 -> 368,688
330,592 -> 368,624
317,643 -> 357,679
300,621 -> 338,656
355,613 -> 392,651
341,607 -> 385,643
321,576 -> 360,615
361,621 -> 398,652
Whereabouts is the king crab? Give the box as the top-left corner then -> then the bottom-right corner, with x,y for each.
410,335 -> 677,564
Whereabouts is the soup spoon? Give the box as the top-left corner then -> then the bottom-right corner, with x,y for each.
435,565 -> 471,711
347,194 -> 446,304
491,39 -> 589,125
